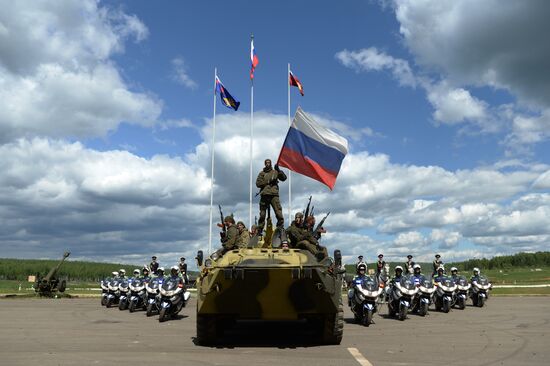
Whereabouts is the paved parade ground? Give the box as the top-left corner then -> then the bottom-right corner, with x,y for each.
0,296 -> 548,366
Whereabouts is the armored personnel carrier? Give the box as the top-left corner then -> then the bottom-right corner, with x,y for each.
195,233 -> 343,345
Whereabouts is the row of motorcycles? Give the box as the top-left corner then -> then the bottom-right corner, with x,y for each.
100,269 -> 191,322
348,264 -> 492,326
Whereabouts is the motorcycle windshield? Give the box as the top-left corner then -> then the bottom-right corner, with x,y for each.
400,275 -> 416,291
456,276 -> 468,286
147,278 -> 159,290
477,276 -> 489,285
422,278 -> 434,289
361,276 -> 379,291
131,278 -> 145,288
440,277 -> 455,287
109,279 -> 120,287
161,278 -> 180,292
119,279 -> 129,289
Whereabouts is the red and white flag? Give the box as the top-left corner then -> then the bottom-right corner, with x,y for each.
250,38 -> 259,80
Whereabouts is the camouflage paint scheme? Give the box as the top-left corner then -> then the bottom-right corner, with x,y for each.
196,246 -> 343,345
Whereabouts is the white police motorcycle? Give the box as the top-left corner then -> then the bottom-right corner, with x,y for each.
348,274 -> 384,326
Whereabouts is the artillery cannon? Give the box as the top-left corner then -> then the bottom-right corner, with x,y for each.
34,251 -> 71,297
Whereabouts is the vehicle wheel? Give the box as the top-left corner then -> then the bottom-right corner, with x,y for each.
472,296 -> 478,307
59,280 -> 67,293
106,298 -> 113,308
323,301 -> 344,344
478,296 -> 485,308
458,297 -> 465,310
146,303 -> 154,317
353,312 -> 361,323
443,300 -> 450,313
129,301 -> 136,313
398,304 -> 407,321
419,302 -> 428,317
159,308 -> 167,322
364,309 -> 373,327
196,315 -> 218,345
101,296 -> 107,306
435,299 -> 441,312
119,300 -> 126,311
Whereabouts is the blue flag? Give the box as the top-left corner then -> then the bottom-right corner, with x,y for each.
215,76 -> 240,111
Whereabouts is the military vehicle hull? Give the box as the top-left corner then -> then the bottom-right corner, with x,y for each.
196,248 -> 343,345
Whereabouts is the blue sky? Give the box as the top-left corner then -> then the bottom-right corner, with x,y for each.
1,0 -> 549,268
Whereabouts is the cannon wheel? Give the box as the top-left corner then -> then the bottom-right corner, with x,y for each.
58,280 -> 67,293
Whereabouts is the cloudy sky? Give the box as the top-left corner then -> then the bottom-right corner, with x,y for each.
1,0 -> 549,268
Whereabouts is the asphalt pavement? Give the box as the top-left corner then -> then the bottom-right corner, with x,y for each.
0,296 -> 548,365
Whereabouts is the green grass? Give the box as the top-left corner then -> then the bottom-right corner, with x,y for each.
480,267 -> 550,285
491,287 -> 550,296
0,280 -> 100,295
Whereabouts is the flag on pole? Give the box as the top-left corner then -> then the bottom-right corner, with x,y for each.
250,38 -> 259,80
289,70 -> 304,96
215,76 -> 240,111
277,107 -> 348,190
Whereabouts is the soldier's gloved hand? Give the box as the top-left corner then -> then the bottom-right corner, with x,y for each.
274,164 -> 280,171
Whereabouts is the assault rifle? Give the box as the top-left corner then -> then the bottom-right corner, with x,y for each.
313,212 -> 330,240
218,204 -> 226,238
304,196 -> 312,219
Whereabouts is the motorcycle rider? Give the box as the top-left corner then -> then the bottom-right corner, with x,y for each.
348,262 -> 368,306
411,264 -> 425,285
132,269 -> 140,279
111,271 -> 119,279
119,269 -> 126,279
433,266 -> 446,283
142,267 -> 151,281
155,267 -> 165,279
450,267 -> 460,281
470,267 -> 481,282
169,266 -> 181,281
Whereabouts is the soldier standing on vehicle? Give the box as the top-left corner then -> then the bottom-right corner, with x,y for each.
376,254 -> 385,274
217,216 -> 239,256
256,159 -> 287,232
236,221 -> 250,248
150,256 -> 159,275
432,254 -> 443,277
404,255 -> 415,274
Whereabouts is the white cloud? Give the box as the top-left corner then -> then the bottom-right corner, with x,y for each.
0,0 -> 162,142
171,57 -> 198,89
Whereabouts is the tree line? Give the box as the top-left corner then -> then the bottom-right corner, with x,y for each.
454,251 -> 550,271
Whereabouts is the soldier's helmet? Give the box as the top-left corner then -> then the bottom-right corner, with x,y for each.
295,212 -> 304,219
224,216 -> 235,224
237,221 -> 245,227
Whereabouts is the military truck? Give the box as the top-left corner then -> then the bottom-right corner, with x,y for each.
34,251 -> 70,297
195,234 -> 343,345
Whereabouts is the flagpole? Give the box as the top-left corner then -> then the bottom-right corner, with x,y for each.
287,63 -> 292,224
249,35 -> 254,229
208,68 -> 217,255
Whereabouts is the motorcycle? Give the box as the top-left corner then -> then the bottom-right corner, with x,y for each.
470,276 -> 491,307
128,278 -> 148,312
100,278 -> 109,306
434,277 -> 457,313
387,275 -> 418,321
158,276 -> 191,322
348,275 -> 384,326
453,276 -> 470,310
411,276 -> 435,316
118,279 -> 130,310
105,278 -> 121,308
145,277 -> 163,317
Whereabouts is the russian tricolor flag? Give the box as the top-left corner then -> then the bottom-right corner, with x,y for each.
277,107 -> 349,190
250,38 -> 259,80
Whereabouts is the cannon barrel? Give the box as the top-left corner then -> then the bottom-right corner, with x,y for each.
43,251 -> 70,282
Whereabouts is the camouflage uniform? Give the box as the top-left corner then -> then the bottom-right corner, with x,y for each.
236,221 -> 250,248
286,221 -> 327,260
286,220 -> 303,248
256,165 -> 287,229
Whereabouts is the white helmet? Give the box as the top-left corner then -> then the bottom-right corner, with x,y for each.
158,267 -> 165,273
170,265 -> 179,274
473,267 -> 480,274
112,271 -> 119,276
119,269 -> 126,274
133,269 -> 140,275
395,265 -> 403,272
450,267 -> 458,272
413,264 -> 421,270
